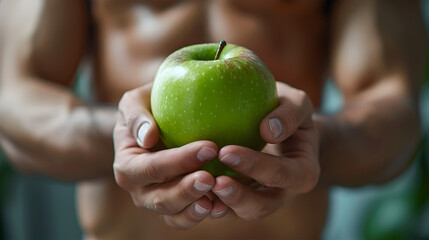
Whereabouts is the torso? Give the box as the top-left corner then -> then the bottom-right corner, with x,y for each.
79,0 -> 331,239
93,0 -> 329,105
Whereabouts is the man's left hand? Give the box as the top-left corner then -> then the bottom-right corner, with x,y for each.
210,82 -> 320,220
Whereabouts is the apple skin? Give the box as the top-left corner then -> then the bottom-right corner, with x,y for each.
151,43 -> 277,176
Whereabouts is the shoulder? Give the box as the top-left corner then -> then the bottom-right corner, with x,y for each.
0,0 -> 89,86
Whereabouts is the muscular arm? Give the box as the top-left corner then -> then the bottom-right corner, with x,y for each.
316,0 -> 426,186
0,0 -> 116,181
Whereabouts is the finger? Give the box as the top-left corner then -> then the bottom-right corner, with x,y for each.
204,191 -> 217,201
163,196 -> 212,229
113,114 -> 145,153
114,140 -> 218,188
118,82 -> 159,149
260,82 -> 314,144
133,171 -> 214,215
210,197 -> 233,219
219,145 -> 319,193
219,145 -> 291,189
212,176 -> 284,221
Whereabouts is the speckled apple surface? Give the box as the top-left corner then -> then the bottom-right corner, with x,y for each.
151,43 -> 277,176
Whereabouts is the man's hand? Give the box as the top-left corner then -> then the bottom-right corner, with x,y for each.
113,83 -> 220,229
210,82 -> 320,220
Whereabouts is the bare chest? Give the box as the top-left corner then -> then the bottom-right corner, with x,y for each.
92,0 -> 329,105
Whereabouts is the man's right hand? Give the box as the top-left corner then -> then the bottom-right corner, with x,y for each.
113,83 -> 220,229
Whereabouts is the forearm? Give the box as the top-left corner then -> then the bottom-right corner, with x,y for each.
0,78 -> 116,181
315,93 -> 420,187
321,0 -> 426,187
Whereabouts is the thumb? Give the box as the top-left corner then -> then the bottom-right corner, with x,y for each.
118,82 -> 159,149
259,82 -> 313,144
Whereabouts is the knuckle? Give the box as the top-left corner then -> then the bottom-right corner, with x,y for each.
296,160 -> 320,193
118,90 -> 133,110
144,161 -> 167,182
113,158 -> 133,190
176,156 -> 197,174
150,195 -> 177,214
113,155 -> 127,173
304,166 -> 320,192
114,171 -> 132,190
227,188 -> 245,207
263,168 -> 288,188
244,160 -> 257,178
294,88 -> 307,99
131,193 -> 145,208
179,185 -> 198,202
295,89 -> 313,112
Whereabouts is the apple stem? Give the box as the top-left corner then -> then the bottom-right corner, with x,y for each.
214,40 -> 227,60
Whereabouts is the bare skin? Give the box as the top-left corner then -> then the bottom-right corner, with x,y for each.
0,0 -> 426,239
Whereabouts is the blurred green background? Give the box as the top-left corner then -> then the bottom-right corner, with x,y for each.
0,1 -> 429,240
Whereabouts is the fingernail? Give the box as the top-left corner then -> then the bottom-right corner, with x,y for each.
215,186 -> 234,197
136,122 -> 150,147
269,118 -> 283,139
220,154 -> 240,166
194,180 -> 212,192
194,203 -> 209,215
197,147 -> 217,162
211,208 -> 227,218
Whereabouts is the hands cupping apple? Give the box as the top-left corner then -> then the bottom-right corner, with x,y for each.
113,42 -> 320,229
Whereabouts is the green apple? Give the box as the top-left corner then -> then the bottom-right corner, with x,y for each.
151,41 -> 277,176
